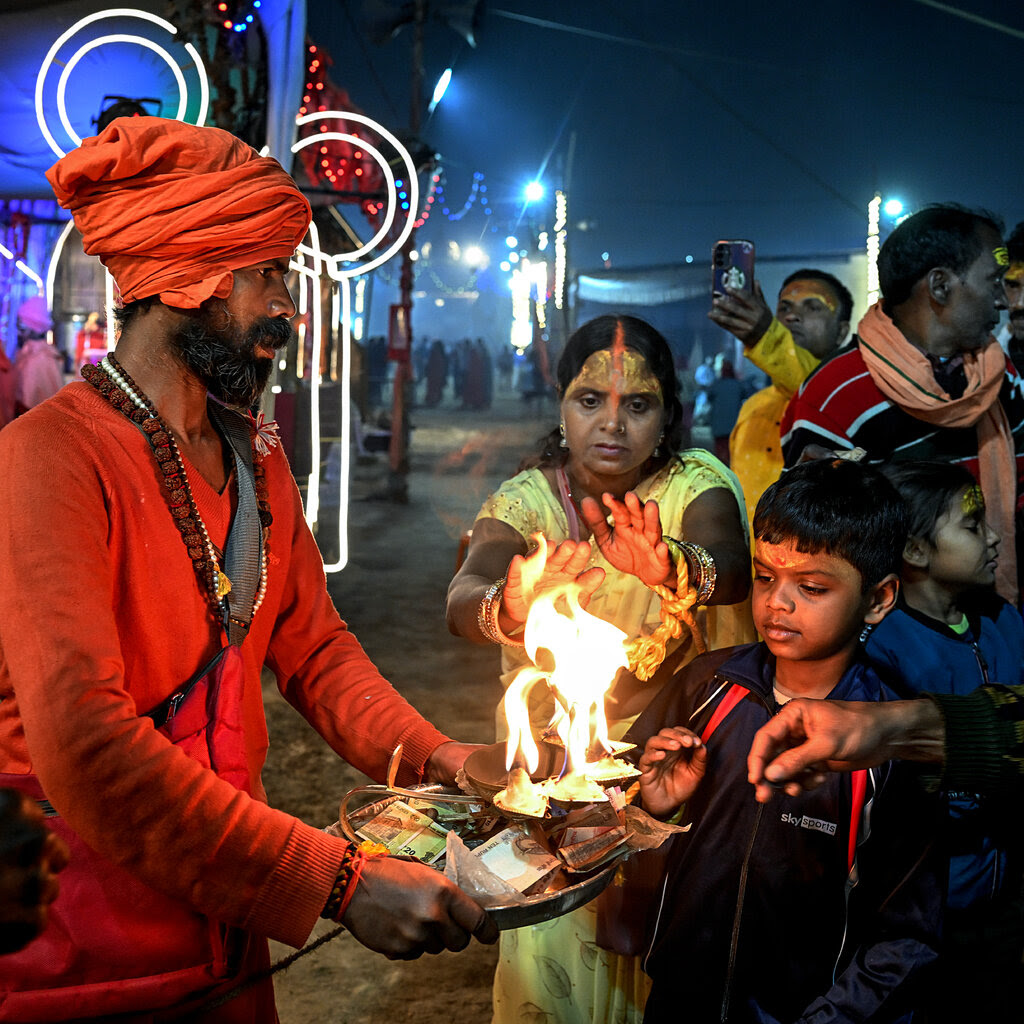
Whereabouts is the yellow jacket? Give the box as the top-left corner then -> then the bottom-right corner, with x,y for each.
729,318 -> 819,530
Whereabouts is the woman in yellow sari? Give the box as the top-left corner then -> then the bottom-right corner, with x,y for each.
447,314 -> 752,1024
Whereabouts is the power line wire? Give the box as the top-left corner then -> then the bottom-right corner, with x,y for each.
491,7 -> 862,215
907,0 -> 1024,41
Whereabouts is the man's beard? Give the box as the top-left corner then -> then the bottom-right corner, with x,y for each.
171,305 -> 293,408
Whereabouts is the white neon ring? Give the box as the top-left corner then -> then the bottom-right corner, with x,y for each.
292,132 -> 397,267
292,110 -> 418,278
35,7 -> 206,157
57,35 -> 188,148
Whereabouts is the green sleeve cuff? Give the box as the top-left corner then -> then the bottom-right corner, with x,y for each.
926,687 -> 1023,800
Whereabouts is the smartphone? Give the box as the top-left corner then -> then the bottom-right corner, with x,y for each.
711,239 -> 755,297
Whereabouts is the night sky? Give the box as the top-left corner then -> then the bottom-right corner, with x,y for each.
307,0 -> 1024,272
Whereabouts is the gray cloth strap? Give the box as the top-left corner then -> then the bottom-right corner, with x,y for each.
210,403 -> 263,647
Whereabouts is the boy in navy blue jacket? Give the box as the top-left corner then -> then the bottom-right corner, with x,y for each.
863,461 -> 1024,1022
627,458 -> 941,1024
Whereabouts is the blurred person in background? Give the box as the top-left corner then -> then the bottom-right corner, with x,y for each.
12,297 -> 63,416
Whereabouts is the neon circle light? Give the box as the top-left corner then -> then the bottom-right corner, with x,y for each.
292,111 -> 418,276
35,7 -> 209,158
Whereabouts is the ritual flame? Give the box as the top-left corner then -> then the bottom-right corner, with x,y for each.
498,535 -> 637,812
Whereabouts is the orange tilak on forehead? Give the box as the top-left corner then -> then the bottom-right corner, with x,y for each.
568,335 -> 662,402
1006,261 -> 1024,282
756,540 -> 811,570
779,281 -> 837,311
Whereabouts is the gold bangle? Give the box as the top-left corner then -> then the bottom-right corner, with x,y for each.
477,577 -> 525,647
664,537 -> 717,605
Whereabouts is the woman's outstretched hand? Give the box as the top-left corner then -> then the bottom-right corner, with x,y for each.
502,537 -> 605,625
580,492 -> 675,589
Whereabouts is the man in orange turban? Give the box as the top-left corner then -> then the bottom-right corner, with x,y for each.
0,117 -> 496,1022
47,115 -> 311,309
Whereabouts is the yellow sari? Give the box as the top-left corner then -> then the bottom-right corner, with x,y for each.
476,449 -> 753,1024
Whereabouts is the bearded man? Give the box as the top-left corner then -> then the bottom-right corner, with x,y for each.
0,117 -> 496,1022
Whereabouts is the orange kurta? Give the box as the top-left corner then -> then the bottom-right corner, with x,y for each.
0,382 -> 448,1018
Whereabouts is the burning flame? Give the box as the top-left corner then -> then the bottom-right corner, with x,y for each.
501,535 -> 631,795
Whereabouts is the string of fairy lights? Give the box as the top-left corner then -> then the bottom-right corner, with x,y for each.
292,43 -> 564,355
214,0 -> 263,33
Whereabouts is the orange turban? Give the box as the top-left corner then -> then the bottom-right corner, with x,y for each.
45,117 -> 311,308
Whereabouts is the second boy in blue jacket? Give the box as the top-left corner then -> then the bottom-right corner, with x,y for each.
864,460 -> 1024,1023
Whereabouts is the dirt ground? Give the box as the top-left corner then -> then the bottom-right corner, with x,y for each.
260,390 -> 556,1023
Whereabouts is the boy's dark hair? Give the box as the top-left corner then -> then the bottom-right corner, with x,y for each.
878,203 -> 1004,311
880,460 -> 978,544
754,457 -> 908,588
781,268 -> 854,323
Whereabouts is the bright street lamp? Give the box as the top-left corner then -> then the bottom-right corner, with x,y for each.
427,68 -> 452,115
524,180 -> 544,203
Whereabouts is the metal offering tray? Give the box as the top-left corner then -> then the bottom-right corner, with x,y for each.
335,782 -> 617,930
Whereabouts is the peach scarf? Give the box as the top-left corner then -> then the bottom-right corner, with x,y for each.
858,301 -> 1017,602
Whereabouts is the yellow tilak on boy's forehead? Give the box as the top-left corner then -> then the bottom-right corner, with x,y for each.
568,347 -> 663,399
993,246 -> 1009,267
962,484 -> 985,517
1007,261 -> 1024,281
779,281 -> 837,312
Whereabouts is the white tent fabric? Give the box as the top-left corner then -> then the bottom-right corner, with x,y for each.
575,264 -> 708,307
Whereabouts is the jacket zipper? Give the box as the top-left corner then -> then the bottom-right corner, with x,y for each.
717,679 -> 773,1023
720,801 -> 765,1022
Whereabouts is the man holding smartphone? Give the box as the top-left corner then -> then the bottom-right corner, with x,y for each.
709,268 -> 853,530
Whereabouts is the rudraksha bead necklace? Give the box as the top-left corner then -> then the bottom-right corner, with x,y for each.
82,355 -> 270,622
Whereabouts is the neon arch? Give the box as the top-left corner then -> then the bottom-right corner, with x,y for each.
35,7 -> 209,159
290,110 -> 418,573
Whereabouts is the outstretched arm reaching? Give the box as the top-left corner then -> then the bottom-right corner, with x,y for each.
746,698 -> 945,803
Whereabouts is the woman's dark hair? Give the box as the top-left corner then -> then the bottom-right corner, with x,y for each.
880,460 -> 978,544
753,457 -> 908,589
531,314 -> 684,469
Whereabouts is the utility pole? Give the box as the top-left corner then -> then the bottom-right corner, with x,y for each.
382,0 -> 427,503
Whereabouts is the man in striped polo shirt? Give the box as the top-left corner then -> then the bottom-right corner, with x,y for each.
782,204 -> 1024,604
